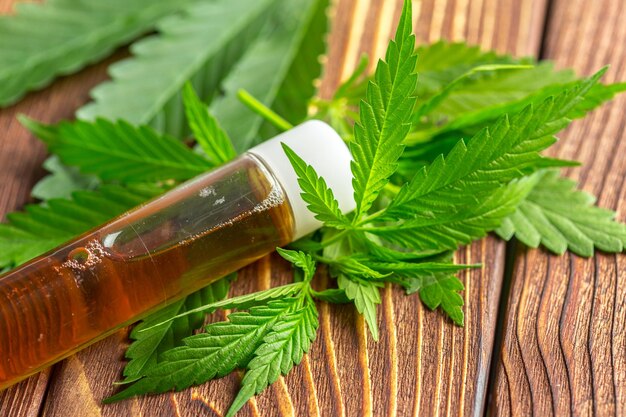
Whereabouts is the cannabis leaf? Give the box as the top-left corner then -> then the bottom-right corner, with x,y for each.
0,184 -> 162,268
105,298 -> 300,402
276,248 -> 317,281
182,83 -> 236,165
409,54 -> 626,144
349,0 -> 418,219
30,156 -> 99,201
122,277 -> 232,383
496,170 -> 626,256
0,0 -> 189,106
414,63 -> 574,125
213,0 -> 330,151
77,0 -> 280,138
282,143 -> 352,228
227,297 -> 318,416
107,249 -> 320,407
413,274 -> 465,326
337,274 -> 382,340
371,73 -> 604,252
21,117 -> 212,183
105,244 -> 318,415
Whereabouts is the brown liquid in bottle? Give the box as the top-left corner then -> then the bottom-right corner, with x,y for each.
0,155 -> 294,389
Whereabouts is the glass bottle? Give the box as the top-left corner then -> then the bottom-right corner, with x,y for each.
0,121 -> 354,390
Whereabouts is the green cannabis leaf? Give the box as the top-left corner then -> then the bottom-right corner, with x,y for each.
105,248 -> 320,417
21,117 -> 213,183
282,143 -> 352,228
371,73 -> 604,252
0,0 -> 189,106
416,274 -> 465,326
105,299 -> 301,402
212,0 -> 330,151
182,83 -> 236,165
337,274 -> 382,340
283,0 -> 624,333
227,296 -> 318,417
496,170 -> 626,256
350,0 -> 418,220
77,0 -> 280,138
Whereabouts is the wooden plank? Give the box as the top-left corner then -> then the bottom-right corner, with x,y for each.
489,0 -> 626,415
0,0 -> 548,415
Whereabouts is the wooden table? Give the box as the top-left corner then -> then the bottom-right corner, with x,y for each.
1,0 -> 624,415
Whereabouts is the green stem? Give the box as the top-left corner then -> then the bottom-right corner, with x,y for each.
319,229 -> 349,248
237,89 -> 293,131
311,254 -> 336,264
356,208 -> 386,226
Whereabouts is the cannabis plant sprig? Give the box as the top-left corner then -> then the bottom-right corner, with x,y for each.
106,249 -> 321,417
278,2 -> 625,332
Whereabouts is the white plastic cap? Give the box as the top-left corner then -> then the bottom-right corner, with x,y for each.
248,120 -> 355,239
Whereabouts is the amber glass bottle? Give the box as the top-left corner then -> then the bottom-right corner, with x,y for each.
0,121 -> 355,390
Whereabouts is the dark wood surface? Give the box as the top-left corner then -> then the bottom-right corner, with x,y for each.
490,0 -> 626,415
0,0 -> 624,416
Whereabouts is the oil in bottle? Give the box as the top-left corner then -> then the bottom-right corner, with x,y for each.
0,120 -> 355,390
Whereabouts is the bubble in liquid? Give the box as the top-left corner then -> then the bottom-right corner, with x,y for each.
62,240 -> 105,271
251,185 -> 284,214
68,248 -> 90,264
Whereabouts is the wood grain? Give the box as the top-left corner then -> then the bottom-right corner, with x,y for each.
0,0 -> 558,416
489,0 -> 626,415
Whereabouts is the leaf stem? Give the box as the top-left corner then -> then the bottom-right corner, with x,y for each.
237,89 -> 293,131
356,208 -> 387,226
319,229 -> 350,248
311,254 -> 335,264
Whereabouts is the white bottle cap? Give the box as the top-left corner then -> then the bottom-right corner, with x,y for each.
248,120 -> 355,239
